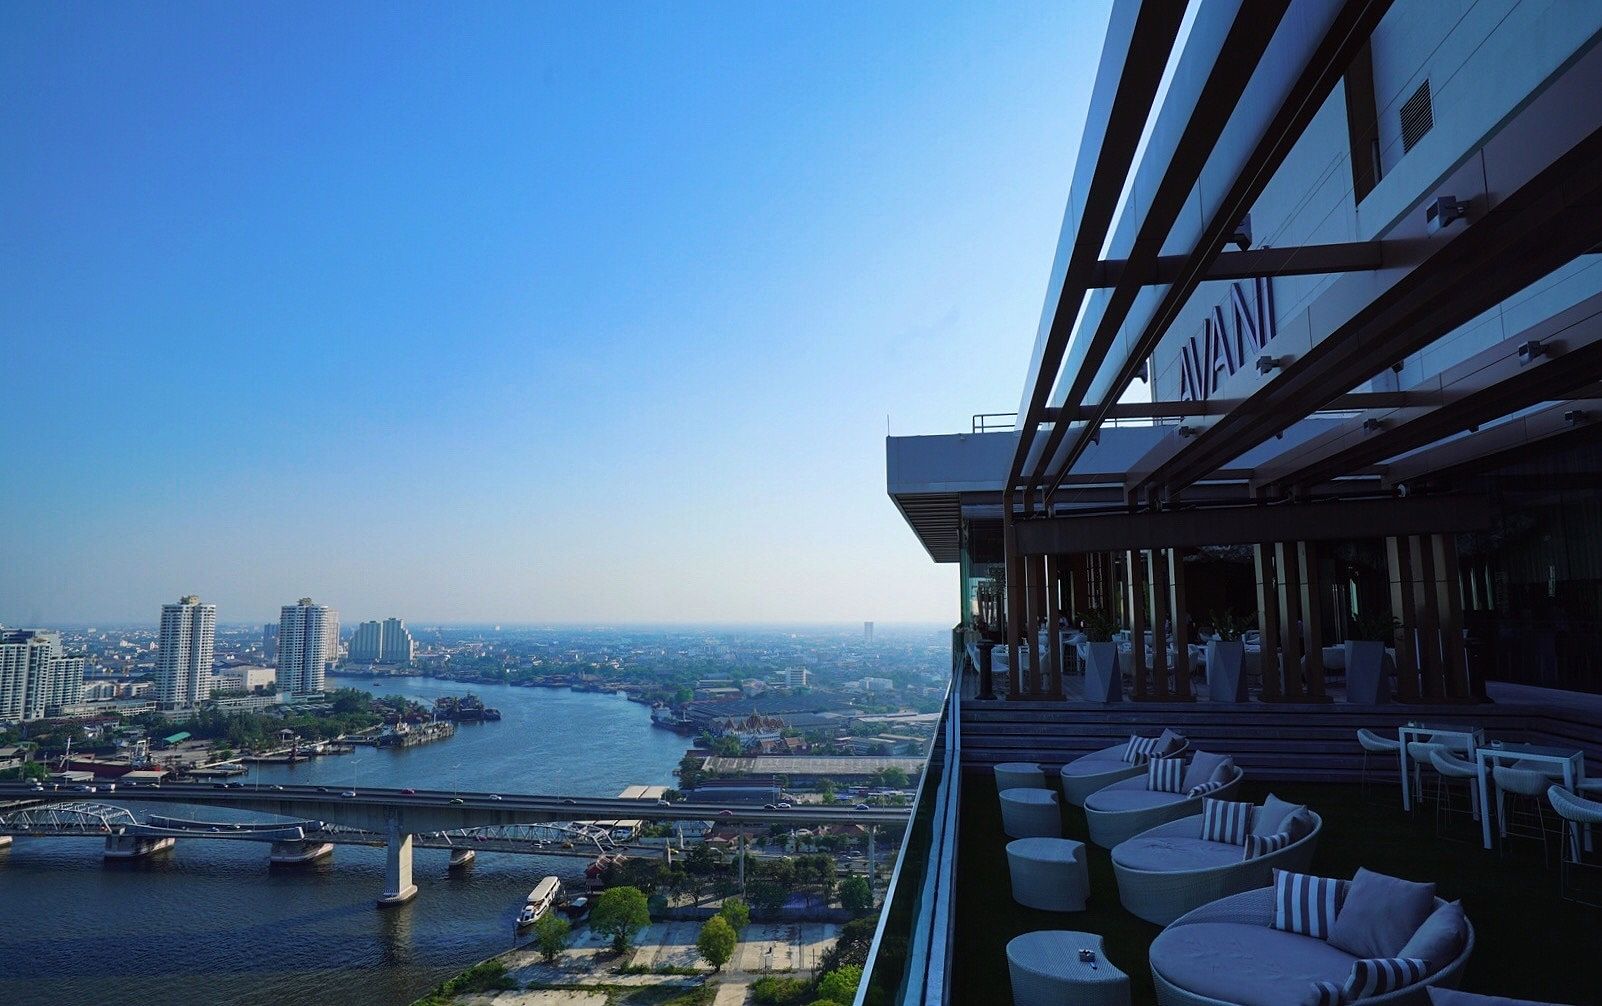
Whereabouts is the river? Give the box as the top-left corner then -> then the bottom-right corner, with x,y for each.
0,678 -> 688,1006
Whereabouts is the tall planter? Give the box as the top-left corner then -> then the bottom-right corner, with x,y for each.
1206,640 -> 1248,702
1344,639 -> 1390,704
1083,642 -> 1123,703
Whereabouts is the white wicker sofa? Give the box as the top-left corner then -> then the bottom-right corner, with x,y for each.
1112,809 -> 1323,924
1084,754 -> 1245,848
1149,887 -> 1474,1006
1059,730 -> 1190,806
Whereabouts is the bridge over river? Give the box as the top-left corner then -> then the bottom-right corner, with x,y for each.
0,781 -> 908,905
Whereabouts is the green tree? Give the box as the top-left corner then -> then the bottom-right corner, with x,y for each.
697,914 -> 737,972
712,734 -> 744,757
875,767 -> 909,789
590,886 -> 651,953
532,912 -> 571,964
718,897 -> 750,931
816,965 -> 864,1004
838,876 -> 872,914
818,779 -> 837,804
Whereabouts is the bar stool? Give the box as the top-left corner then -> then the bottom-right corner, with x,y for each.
1493,764 -> 1557,867
1355,728 -> 1401,800
1406,741 -> 1446,811
1548,785 -> 1602,907
1427,748 -> 1480,843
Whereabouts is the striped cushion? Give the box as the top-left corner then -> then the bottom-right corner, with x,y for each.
1243,830 -> 1293,861
1301,980 -> 1347,1006
1272,869 -> 1346,939
1343,957 -> 1429,999
1187,778 -> 1228,798
1123,734 -> 1160,764
1200,798 -> 1254,845
1147,756 -> 1185,793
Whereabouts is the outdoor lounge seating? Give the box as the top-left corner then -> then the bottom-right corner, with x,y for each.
1007,836 -> 1089,912
1110,808 -> 1323,925
995,762 -> 1047,792
1148,886 -> 1474,1006
1083,754 -> 1244,848
1000,787 -> 1062,838
1058,731 -> 1190,806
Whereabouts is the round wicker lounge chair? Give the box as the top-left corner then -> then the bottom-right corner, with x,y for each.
1084,765 -> 1245,848
1111,810 -> 1323,925
1150,887 -> 1474,1006
1059,736 -> 1192,806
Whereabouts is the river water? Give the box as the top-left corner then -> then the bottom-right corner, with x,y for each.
0,678 -> 687,1006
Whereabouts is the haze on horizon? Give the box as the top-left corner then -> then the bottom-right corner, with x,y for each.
0,2 -> 1110,627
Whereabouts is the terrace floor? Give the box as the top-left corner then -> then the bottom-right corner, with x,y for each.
954,772 -> 1601,1006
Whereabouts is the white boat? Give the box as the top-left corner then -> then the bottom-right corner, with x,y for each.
517,875 -> 561,928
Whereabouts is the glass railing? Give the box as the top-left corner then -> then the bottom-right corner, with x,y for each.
854,660 -> 961,1005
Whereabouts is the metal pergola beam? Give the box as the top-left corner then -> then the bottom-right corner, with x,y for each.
1089,240 -> 1383,287
1380,397 -> 1602,487
1041,390 -> 1409,422
1013,494 -> 1492,555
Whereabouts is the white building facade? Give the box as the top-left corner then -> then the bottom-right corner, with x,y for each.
277,598 -> 337,696
0,629 -> 86,722
156,595 -> 217,707
347,617 -> 416,664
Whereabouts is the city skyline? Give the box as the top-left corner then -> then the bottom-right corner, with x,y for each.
0,2 -> 1110,625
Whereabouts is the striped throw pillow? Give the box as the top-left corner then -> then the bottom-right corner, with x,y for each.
1343,958 -> 1429,999
1200,797 -> 1253,844
1123,734 -> 1160,764
1273,869 -> 1346,939
1187,778 -> 1227,798
1147,755 -> 1185,793
1243,830 -> 1293,861
1301,980 -> 1347,1006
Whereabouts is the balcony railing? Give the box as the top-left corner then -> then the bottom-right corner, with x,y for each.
854,642 -> 962,1005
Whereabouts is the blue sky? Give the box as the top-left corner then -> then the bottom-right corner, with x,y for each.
1,1 -> 1110,625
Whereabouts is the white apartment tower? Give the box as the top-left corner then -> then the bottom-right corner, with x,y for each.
0,630 -> 86,722
156,595 -> 217,707
278,598 -> 337,696
348,617 -> 415,665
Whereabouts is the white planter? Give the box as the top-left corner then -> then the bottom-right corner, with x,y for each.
1344,640 -> 1391,704
1083,642 -> 1123,703
1206,640 -> 1248,702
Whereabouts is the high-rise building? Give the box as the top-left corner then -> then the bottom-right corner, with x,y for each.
262,623 -> 279,663
0,629 -> 85,722
864,621 -> 875,642
156,596 -> 217,708
348,617 -> 416,665
277,598 -> 337,696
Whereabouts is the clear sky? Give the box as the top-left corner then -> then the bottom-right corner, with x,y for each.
1,1 -> 1110,626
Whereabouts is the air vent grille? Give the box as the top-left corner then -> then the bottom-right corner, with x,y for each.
1400,80 -> 1433,154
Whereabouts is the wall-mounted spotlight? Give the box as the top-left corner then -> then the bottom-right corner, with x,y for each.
1228,213 -> 1253,251
1565,409 -> 1590,425
1426,195 -> 1470,231
1178,425 -> 1200,438
1255,355 -> 1280,374
1363,418 -> 1387,432
1517,339 -> 1546,363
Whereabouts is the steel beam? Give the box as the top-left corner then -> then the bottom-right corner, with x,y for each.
1089,240 -> 1384,287
1381,397 -> 1602,486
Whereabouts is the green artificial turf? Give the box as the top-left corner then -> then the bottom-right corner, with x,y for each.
954,773 -> 1601,1006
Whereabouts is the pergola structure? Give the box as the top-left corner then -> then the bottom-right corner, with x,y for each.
969,0 -> 1602,704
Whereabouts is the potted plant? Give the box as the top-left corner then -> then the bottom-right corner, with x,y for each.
1205,609 -> 1252,703
1345,612 -> 1398,705
1078,609 -> 1122,703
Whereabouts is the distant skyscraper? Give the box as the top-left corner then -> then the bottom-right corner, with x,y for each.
156,595 -> 217,707
278,598 -> 337,695
864,621 -> 874,642
262,623 -> 279,663
1,629 -> 86,721
348,617 -> 416,665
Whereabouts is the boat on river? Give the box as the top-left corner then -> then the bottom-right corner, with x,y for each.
516,875 -> 561,928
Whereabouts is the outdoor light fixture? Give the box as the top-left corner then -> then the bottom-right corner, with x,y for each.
1363,418 -> 1386,432
1565,409 -> 1590,425
1178,425 -> 1199,438
1255,355 -> 1280,374
1517,339 -> 1546,363
1229,213 -> 1252,251
1426,194 -> 1470,231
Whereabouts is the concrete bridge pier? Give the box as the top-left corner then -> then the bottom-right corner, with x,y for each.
0,834 -> 12,850
448,848 -> 476,869
104,834 -> 176,859
270,840 -> 334,865
378,812 -> 417,907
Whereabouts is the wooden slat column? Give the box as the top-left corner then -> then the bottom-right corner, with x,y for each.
1410,535 -> 1446,700
1254,545 -> 1282,700
1025,553 -> 1045,698
1431,534 -> 1470,700
1168,548 -> 1193,699
1070,555 -> 1089,623
1003,517 -> 1024,699
1148,549 -> 1172,699
1298,540 -> 1328,701
1046,553 -> 1066,699
1127,549 -> 1148,700
1385,536 -> 1422,702
1276,541 -> 1305,700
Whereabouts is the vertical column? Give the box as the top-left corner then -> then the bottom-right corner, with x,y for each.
1003,516 -> 1024,699
1432,534 -> 1470,700
1148,550 -> 1171,700
1410,535 -> 1446,700
379,812 -> 417,906
1386,536 -> 1421,701
1046,553 -> 1066,699
1070,555 -> 1089,624
1168,548 -> 1193,699
1127,549 -> 1148,700
1276,541 -> 1305,700
1298,540 -> 1328,700
1025,553 -> 1045,698
1254,545 -> 1282,700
